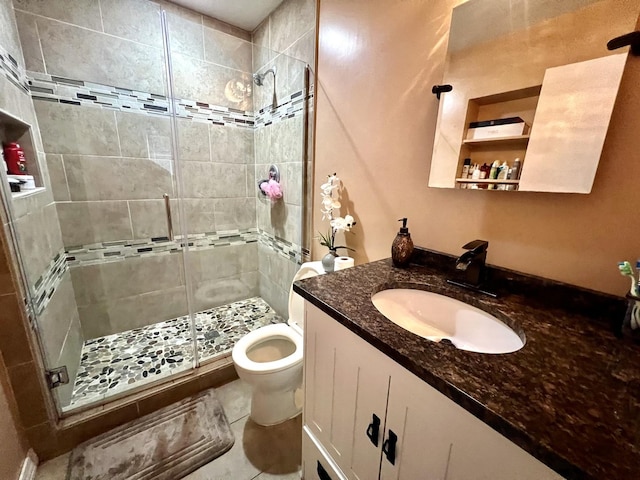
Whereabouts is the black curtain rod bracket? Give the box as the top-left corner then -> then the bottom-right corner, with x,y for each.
432,84 -> 453,100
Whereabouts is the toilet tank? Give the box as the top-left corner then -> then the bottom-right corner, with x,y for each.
288,261 -> 325,332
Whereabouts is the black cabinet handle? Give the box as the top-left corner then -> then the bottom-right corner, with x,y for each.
365,413 -> 381,447
382,429 -> 398,465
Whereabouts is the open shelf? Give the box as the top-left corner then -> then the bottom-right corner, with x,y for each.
456,178 -> 520,185
1,110 -> 43,198
452,86 -> 540,189
11,187 -> 46,199
462,135 -> 530,147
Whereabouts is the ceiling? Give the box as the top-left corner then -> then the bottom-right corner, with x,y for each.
166,0 -> 285,31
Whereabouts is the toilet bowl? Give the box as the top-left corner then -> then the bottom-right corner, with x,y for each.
232,261 -> 325,426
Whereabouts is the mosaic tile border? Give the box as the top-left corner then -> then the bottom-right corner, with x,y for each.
0,44 -> 29,93
27,71 -> 312,130
31,248 -> 67,315
254,87 -> 313,129
258,229 -> 303,264
29,226 -> 303,319
27,71 -> 255,129
65,228 -> 260,266
64,229 -> 301,267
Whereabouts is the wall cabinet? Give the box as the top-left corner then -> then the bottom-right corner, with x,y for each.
427,0 -> 636,193
430,53 -> 627,193
302,302 -> 563,479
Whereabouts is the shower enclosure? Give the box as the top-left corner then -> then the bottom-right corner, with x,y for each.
1,0 -> 315,415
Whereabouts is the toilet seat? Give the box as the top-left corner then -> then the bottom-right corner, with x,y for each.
232,323 -> 302,375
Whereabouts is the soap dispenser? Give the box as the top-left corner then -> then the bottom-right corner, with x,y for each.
392,218 -> 414,268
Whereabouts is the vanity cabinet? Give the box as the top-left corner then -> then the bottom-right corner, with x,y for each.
302,302 -> 563,479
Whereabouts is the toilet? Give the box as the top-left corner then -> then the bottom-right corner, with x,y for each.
232,261 -> 325,426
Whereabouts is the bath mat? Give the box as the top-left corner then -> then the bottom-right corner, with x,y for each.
67,388 -> 234,480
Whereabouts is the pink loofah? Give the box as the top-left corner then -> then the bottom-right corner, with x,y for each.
260,179 -> 283,201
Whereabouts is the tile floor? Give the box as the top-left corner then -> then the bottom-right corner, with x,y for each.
36,379 -> 302,480
68,297 -> 282,410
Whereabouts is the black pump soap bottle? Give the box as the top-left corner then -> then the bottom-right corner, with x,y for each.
392,218 -> 414,268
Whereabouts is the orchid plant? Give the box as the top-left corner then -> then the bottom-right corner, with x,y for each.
318,173 -> 356,253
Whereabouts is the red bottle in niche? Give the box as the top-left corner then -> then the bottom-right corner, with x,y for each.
3,143 -> 27,175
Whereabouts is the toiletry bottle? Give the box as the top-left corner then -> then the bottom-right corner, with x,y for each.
512,157 -> 521,180
470,163 -> 480,189
2,143 -> 27,175
488,160 -> 500,190
496,161 -> 509,190
460,158 -> 471,189
479,163 -> 489,189
506,167 -> 514,190
392,218 -> 414,268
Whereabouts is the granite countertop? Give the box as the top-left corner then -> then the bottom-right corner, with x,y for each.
293,252 -> 640,479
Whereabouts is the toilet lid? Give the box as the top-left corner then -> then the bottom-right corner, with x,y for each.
288,261 -> 324,330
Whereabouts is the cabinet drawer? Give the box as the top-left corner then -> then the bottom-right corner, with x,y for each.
303,426 -> 348,480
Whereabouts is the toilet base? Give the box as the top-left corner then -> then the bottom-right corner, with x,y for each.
250,387 -> 302,426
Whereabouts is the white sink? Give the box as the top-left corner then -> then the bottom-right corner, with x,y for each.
371,289 -> 524,354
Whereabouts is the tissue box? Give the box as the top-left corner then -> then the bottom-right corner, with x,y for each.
466,117 -> 529,140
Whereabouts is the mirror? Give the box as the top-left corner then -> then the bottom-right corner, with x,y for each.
428,0 -> 639,193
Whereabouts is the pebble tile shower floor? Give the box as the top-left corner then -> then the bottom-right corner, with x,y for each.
68,297 -> 282,409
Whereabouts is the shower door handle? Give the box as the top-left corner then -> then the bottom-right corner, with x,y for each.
163,193 -> 174,241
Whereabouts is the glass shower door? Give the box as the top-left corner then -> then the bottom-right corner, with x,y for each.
2,4 -> 198,415
163,7 -> 313,365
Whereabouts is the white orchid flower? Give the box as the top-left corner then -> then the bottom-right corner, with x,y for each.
318,173 -> 356,252
344,215 -> 355,227
320,182 -> 333,194
330,216 -> 354,232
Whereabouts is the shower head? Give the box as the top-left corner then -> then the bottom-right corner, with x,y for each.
253,66 -> 277,86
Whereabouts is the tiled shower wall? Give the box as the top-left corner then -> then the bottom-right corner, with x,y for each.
253,0 -> 316,315
13,0 -> 315,337
0,0 -> 82,407
14,0 -> 263,339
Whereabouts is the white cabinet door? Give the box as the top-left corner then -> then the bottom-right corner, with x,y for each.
304,303 -> 391,480
380,360 -> 457,480
382,360 -> 563,480
444,401 -> 563,480
303,425 -> 348,480
305,304 -> 563,480
518,53 -> 627,193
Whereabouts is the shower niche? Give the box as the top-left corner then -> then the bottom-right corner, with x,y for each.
0,110 -> 43,198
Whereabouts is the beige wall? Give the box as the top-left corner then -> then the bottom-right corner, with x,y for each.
314,0 -> 640,296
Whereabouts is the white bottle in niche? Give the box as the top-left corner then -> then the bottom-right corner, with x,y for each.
512,157 -> 521,180
496,161 -> 509,190
460,158 -> 471,189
